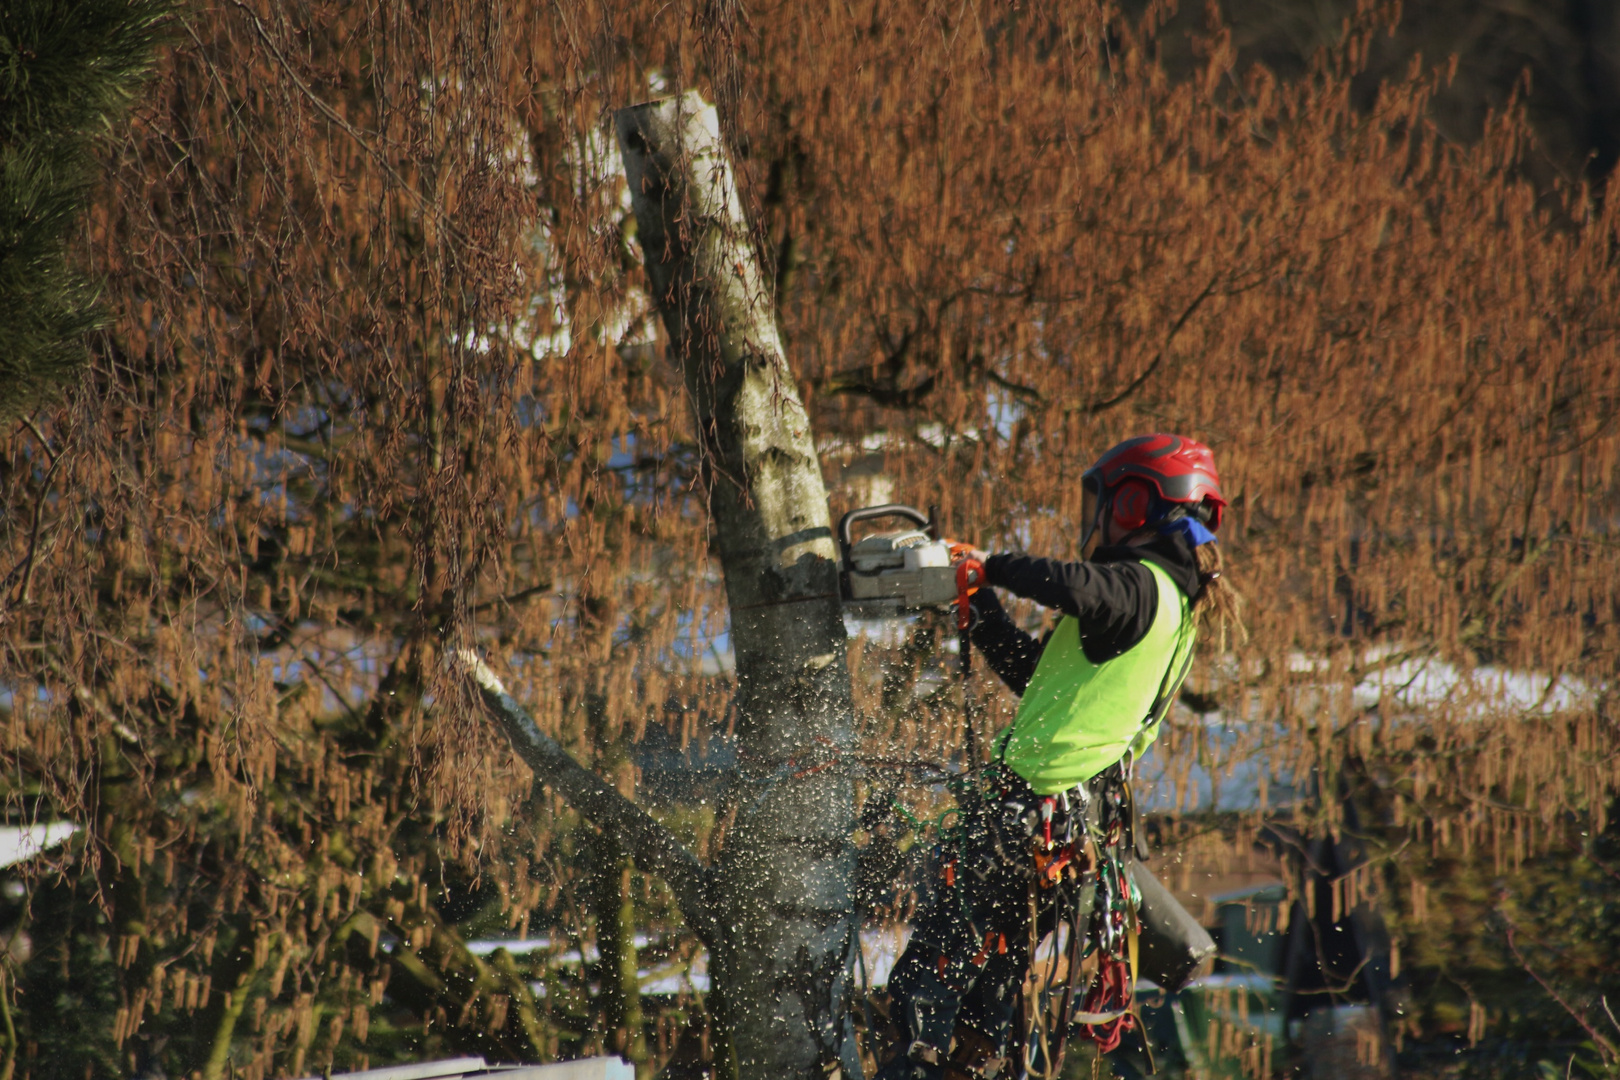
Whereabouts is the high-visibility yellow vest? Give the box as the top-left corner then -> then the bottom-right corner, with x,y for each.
997,560 -> 1194,794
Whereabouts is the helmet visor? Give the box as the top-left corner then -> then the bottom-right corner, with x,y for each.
1079,480 -> 1101,557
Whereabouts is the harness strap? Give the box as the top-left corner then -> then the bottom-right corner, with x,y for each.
1131,613 -> 1197,762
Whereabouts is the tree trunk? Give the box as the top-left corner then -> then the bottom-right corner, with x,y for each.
595,838 -> 648,1067
590,689 -> 648,1069
616,92 -> 860,1080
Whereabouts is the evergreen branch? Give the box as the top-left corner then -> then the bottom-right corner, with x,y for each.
0,0 -> 171,418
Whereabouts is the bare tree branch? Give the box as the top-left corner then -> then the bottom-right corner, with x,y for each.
1087,274 -> 1219,415
451,650 -> 719,948
1502,908 -> 1620,1062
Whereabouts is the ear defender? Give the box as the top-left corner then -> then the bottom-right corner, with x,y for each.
1110,478 -> 1153,532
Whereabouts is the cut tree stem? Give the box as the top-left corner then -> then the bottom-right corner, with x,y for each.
617,90 -> 860,1080
461,90 -> 862,1080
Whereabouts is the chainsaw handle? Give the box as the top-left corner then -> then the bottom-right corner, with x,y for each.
836,504 -> 933,557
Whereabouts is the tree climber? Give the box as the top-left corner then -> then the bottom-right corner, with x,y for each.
878,433 -> 1242,1080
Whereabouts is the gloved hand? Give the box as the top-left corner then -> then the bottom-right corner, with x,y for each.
946,541 -> 990,564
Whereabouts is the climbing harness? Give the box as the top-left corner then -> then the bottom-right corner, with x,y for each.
1011,767 -> 1144,1077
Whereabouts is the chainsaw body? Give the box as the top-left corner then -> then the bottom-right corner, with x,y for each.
838,504 -> 961,616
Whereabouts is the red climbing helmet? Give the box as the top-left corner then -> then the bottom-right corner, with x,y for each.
1082,433 -> 1227,536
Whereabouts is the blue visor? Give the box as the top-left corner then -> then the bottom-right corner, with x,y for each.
1159,517 -> 1217,546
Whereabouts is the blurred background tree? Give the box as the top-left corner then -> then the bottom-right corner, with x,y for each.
1143,0 -> 1620,187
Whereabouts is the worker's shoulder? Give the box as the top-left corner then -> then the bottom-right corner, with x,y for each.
1098,535 -> 1201,599
1086,546 -> 1159,586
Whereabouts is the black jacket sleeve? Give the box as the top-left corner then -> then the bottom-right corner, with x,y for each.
967,586 -> 1045,695
982,553 -> 1159,666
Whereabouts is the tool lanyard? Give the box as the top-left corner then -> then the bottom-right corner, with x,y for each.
955,556 -> 985,763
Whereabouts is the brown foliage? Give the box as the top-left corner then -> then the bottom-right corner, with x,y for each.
0,0 -> 1616,1073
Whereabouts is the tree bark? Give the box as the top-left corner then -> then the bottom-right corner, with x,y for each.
616,92 -> 860,1080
